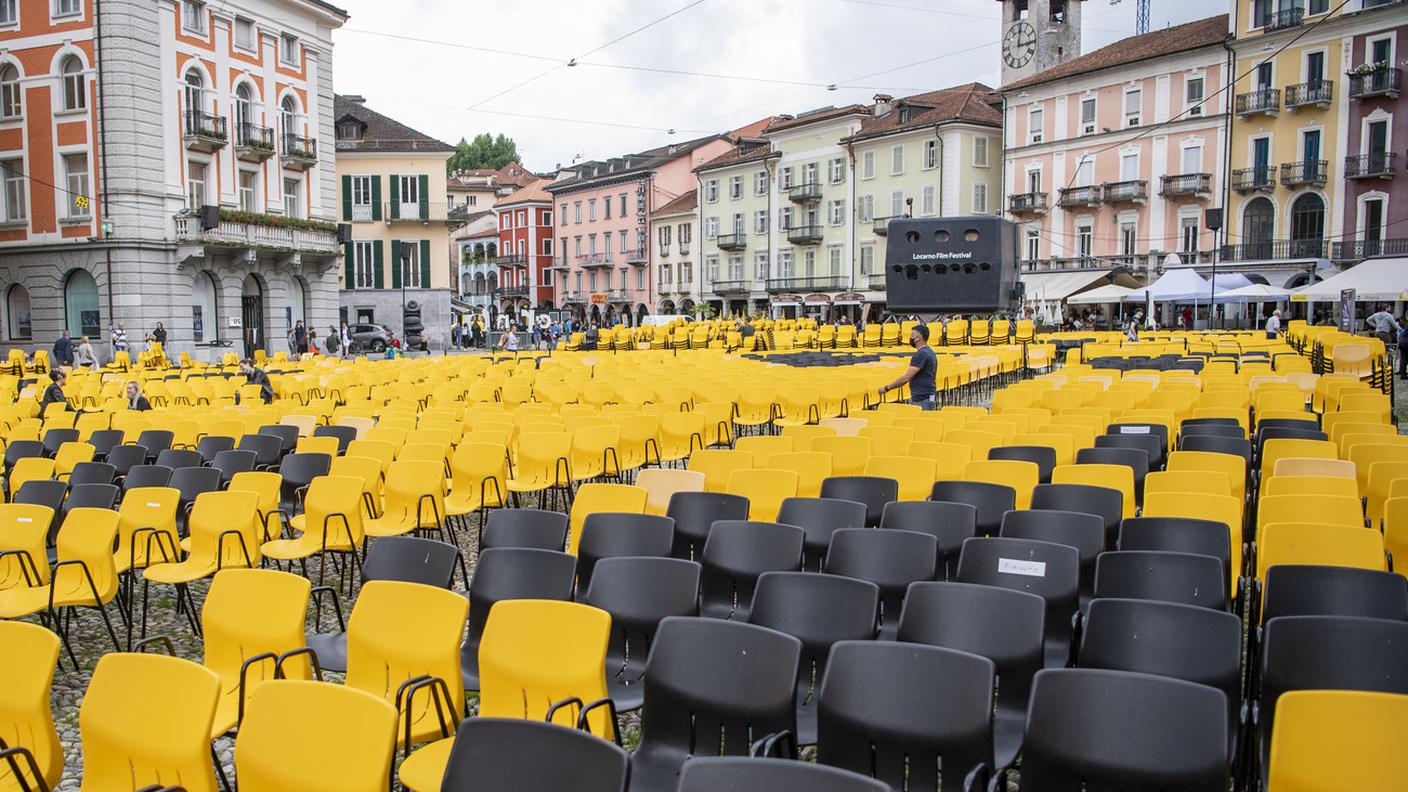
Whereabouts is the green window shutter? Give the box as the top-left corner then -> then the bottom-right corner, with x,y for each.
340,175 -> 352,221
389,175 -> 400,220
373,241 -> 384,288
391,238 -> 401,289
371,176 -> 383,221
420,239 -> 431,287
418,174 -> 429,220
343,241 -> 354,287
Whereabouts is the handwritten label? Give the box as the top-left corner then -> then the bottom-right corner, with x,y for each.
998,558 -> 1047,577
1120,426 -> 1151,435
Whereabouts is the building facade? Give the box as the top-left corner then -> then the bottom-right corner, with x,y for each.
494,177 -> 554,320
0,0 -> 346,360
451,209 -> 496,322
334,94 -> 455,348
650,191 -> 699,315
1001,16 -> 1230,277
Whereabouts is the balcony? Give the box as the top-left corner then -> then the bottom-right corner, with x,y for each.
1028,255 -> 1144,272
1159,173 -> 1213,198
872,216 -> 898,236
1235,88 -> 1280,118
1280,159 -> 1329,187
716,232 -> 747,251
1103,180 -> 1148,205
1260,7 -> 1304,30
767,275 -> 848,293
787,224 -> 824,245
383,202 -> 452,222
496,254 -> 525,266
679,241 -> 691,255
785,182 -> 823,203
174,212 -> 339,257
234,122 -> 276,162
867,272 -> 888,290
1231,166 -> 1277,193
495,285 -> 529,298
711,279 -> 751,294
280,134 -> 318,170
578,253 -> 613,268
1344,152 -> 1397,179
1284,80 -> 1333,110
1349,66 -> 1401,99
657,244 -> 670,258
1056,185 -> 1102,208
626,249 -> 649,265
1220,239 -> 1328,261
1008,193 -> 1049,214
183,110 -> 228,152
1331,238 -> 1408,261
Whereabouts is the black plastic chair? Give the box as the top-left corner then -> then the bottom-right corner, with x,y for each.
1030,482 -> 1123,551
106,444 -> 149,479
776,496 -> 868,572
1105,422 -> 1169,468
1118,516 -> 1234,590
897,581 -> 1045,768
194,435 -> 236,464
460,547 -> 576,690
169,466 -> 222,535
258,424 -> 300,455
440,718 -> 630,792
67,462 -> 115,487
1181,417 -> 1243,431
929,480 -> 1015,538
1180,435 -> 1253,466
629,617 -> 801,792
817,641 -> 998,790
314,424 -> 359,455
1256,426 -> 1328,451
677,757 -> 887,792
238,434 -> 283,470
307,536 -> 463,673
666,491 -> 749,561
209,450 -> 257,486
135,430 -> 175,461
1092,550 -> 1228,611
583,556 -> 701,713
576,513 -> 674,594
824,528 -> 936,639
956,536 -> 1080,667
989,446 -> 1057,484
86,430 -> 125,460
276,452 -> 332,515
1261,565 -> 1408,623
699,520 -> 804,622
3,440 -> 43,474
878,500 -> 976,581
1074,446 -> 1150,502
481,508 -> 569,552
1018,669 -> 1229,792
155,448 -> 204,470
818,476 -> 898,529
122,464 -> 173,494
41,428 -> 80,458
63,482 -> 119,517
1000,509 -> 1104,606
1180,424 -> 1247,441
1095,433 -> 1165,472
748,571 -> 878,745
1256,418 -> 1319,436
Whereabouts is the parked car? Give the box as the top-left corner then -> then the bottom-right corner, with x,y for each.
347,323 -> 391,352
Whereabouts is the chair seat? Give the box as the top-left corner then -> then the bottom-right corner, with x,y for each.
142,557 -> 220,585
363,513 -> 423,539
444,492 -> 502,515
0,575 -> 106,616
507,477 -> 562,493
608,675 -> 646,713
305,631 -> 349,673
261,535 -> 357,560
398,737 -> 453,792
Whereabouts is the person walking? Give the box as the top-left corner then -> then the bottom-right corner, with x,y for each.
878,324 -> 938,410
53,330 -> 74,368
74,336 -> 97,369
339,322 -> 352,355
111,323 -> 128,355
1126,311 -> 1143,342
1264,309 -> 1282,340
291,320 -> 308,355
1366,304 -> 1400,345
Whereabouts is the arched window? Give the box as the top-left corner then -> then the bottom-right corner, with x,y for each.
6,284 -> 31,340
0,64 -> 20,119
191,271 -> 217,343
182,70 -> 205,135
290,276 -> 307,328
1290,193 -> 1326,258
1243,197 -> 1274,260
64,269 -> 99,338
280,96 -> 298,144
61,55 -> 86,112
234,83 -> 254,143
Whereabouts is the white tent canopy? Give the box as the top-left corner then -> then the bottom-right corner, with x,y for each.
1067,284 -> 1135,305
1216,282 -> 1294,302
1124,269 -> 1214,302
1020,270 -> 1111,304
1291,257 -> 1408,302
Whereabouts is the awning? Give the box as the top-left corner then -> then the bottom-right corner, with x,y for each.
1123,268 -> 1246,302
1067,284 -> 1135,304
1020,270 -> 1111,303
1216,282 -> 1294,302
1291,257 -> 1408,302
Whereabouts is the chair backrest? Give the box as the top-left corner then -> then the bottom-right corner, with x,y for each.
0,620 -> 62,790
155,448 -> 204,469
1030,483 -> 1124,551
1265,690 -> 1408,792
929,480 -> 1015,537
1093,550 -> 1228,611
824,528 -> 936,637
1000,509 -> 1104,601
210,449 -> 258,484
1117,516 -> 1232,588
878,500 -> 976,581
1261,565 -> 1408,623
666,491 -> 750,561
989,445 -> 1057,484
235,680 -> 398,792
776,496 -> 869,570
700,520 -> 805,621
635,468 -> 705,516
576,513 -> 675,593
817,476 -> 898,528
1255,522 -> 1386,582
725,467 -> 799,523
678,756 -> 888,792
67,461 -> 116,487
441,718 -> 631,792
584,556 -> 701,693
463,548 -> 578,681
361,535 -> 459,587
237,433 -> 283,468
956,536 -> 1080,663
481,509 -> 568,552
202,568 -> 314,710
345,579 -> 469,720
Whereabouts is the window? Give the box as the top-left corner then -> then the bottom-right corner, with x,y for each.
704,216 -> 718,239
619,194 -> 626,216
559,203 -> 567,225
705,255 -> 718,283
778,249 -> 793,278
921,185 -> 936,216
64,269 -> 98,338
588,234 -> 597,255
1076,223 -> 1093,257
658,223 -> 671,252
973,137 -> 989,168
574,236 -> 582,257
728,175 -> 743,199
588,199 -> 597,220
181,1 -> 206,33
1180,215 -> 1200,256
828,246 -> 842,273
0,159 -> 22,222
778,206 -> 792,231
602,231 -> 612,255
660,264 -> 671,286
705,179 -> 719,203
728,255 -> 743,280
542,238 -> 552,256
1029,107 -> 1043,143
754,210 -> 768,234
542,210 -> 552,225
64,153 -> 89,218
803,249 -> 816,277
1124,88 -> 1142,127
861,151 -> 875,179
1120,151 -> 1138,181
234,17 -> 255,50
350,175 -> 372,216
731,212 -> 744,236
574,202 -> 582,222
1026,229 -> 1040,262
283,177 -> 301,218
1308,0 -> 1327,13
1075,155 -> 1094,186
859,244 -> 874,276
858,194 -> 874,222
972,184 -> 988,214
754,170 -> 768,195
679,222 -> 691,247
60,56 -> 85,112
1119,221 -> 1137,256
0,0 -> 15,25
6,284 -> 29,339
1181,143 -> 1202,175
890,190 -> 904,219
891,144 -> 905,175
681,263 -> 692,285
353,241 -> 375,288
280,34 -> 299,66
1080,97 -> 1096,135
924,139 -> 939,169
542,266 -> 553,287
238,170 -> 257,212
829,157 -> 845,183
779,167 -> 793,190
0,65 -> 20,118
401,242 -> 421,288
802,162 -> 819,186
828,199 -> 845,226
1185,76 -> 1205,116
621,231 -> 631,254
54,0 -> 81,17
1027,169 -> 1042,193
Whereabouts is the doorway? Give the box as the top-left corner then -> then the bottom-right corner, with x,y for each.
241,274 -> 264,358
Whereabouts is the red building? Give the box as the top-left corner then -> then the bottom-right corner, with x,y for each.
494,177 -> 555,317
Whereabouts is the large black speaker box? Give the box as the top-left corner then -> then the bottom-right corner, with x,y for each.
882,216 -> 1021,313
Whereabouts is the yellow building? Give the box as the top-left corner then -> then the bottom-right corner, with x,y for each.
334,95 -> 455,348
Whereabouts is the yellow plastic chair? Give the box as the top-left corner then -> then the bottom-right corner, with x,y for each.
687,449 -> 755,494
906,441 -> 972,482
0,621 -> 63,791
114,486 -> 181,576
1272,457 -> 1356,481
811,435 -> 874,478
891,416 -> 947,444
295,435 -> 341,458
53,441 -> 94,478
446,441 -> 509,522
1144,470 -> 1232,499
0,503 -> 55,590
657,413 -> 707,466
1350,443 -> 1408,499
261,476 -> 367,588
7,458 -> 55,499
1262,475 -> 1361,501
1256,495 -> 1366,537
945,429 -> 1004,462
229,471 -> 285,542
364,459 -> 447,541
1255,522 -> 1386,588
143,490 -> 262,605
79,652 -> 221,792
1052,464 -> 1136,519
567,483 -> 648,555
508,432 -> 574,506
858,426 -> 918,455
236,681 -> 399,792
725,467 -> 799,522
865,455 -> 938,501
781,424 -> 838,452
1266,690 -> 1408,792
735,435 -> 795,460
634,468 -> 705,516
347,439 -> 397,475
1259,438 -> 1338,484
1010,432 -> 1076,467
1168,450 -> 1248,505
819,417 -> 868,437
764,451 -> 833,499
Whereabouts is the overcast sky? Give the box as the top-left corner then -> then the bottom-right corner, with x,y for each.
332,0 -> 1228,173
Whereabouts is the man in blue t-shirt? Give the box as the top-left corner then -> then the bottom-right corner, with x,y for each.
878,323 -> 938,410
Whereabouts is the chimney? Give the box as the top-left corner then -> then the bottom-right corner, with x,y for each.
344,94 -> 366,105
873,94 -> 894,117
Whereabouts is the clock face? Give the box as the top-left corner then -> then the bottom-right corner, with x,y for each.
1004,21 -> 1037,69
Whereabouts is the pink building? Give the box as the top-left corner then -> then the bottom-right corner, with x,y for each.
494,178 -> 555,316
1001,16 -> 1229,275
547,135 -> 731,326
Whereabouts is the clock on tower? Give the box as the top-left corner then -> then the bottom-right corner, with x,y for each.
1003,21 -> 1036,68
996,0 -> 1085,87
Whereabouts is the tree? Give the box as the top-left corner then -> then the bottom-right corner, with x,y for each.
447,133 -> 520,173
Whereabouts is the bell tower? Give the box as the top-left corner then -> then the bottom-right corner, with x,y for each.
998,0 -> 1084,87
